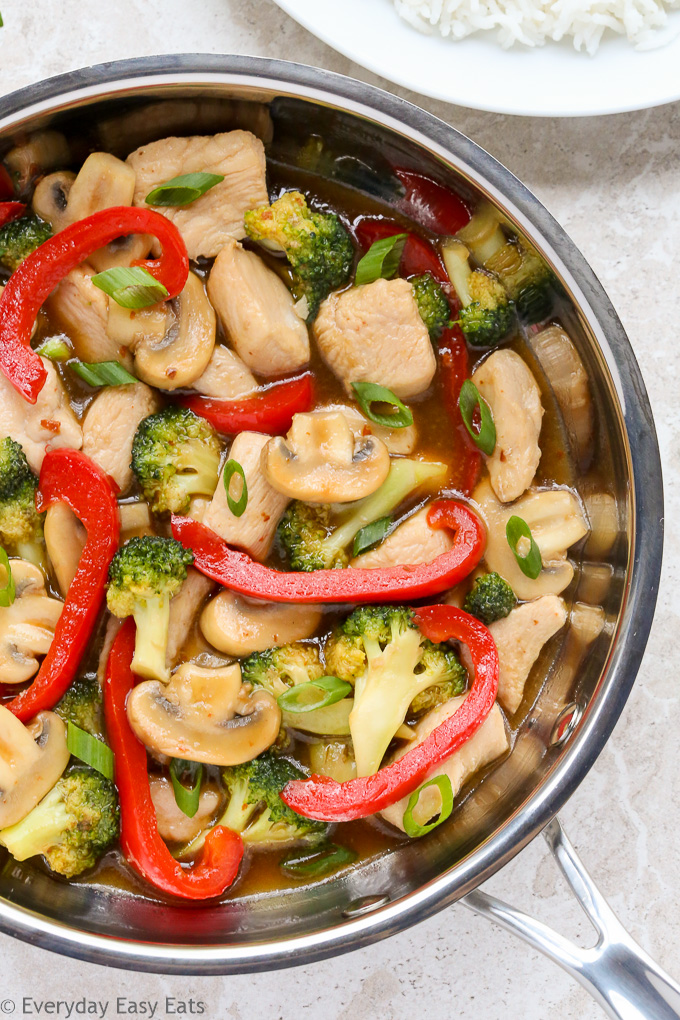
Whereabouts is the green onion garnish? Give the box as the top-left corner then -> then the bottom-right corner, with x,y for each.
352,515 -> 393,557
351,381 -> 413,429
92,266 -> 169,310
36,336 -> 71,362
0,547 -> 16,608
169,758 -> 203,818
66,722 -> 114,781
280,842 -> 357,879
506,515 -> 542,579
277,676 -> 352,714
458,379 -> 496,456
223,459 -> 248,517
69,360 -> 137,387
145,172 -> 224,207
354,233 -> 407,287
402,774 -> 454,838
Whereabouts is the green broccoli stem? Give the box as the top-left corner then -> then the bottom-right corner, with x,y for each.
0,786 -> 69,861
131,593 -> 172,682
175,444 -> 221,492
325,459 -> 448,562
219,779 -> 256,833
16,540 -> 45,569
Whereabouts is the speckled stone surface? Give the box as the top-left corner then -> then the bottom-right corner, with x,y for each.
0,2 -> 677,1016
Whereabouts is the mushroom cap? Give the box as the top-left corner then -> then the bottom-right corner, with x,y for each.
126,661 -> 281,766
200,590 -> 322,657
262,411 -> 390,503
0,708 -> 70,828
0,560 -> 63,685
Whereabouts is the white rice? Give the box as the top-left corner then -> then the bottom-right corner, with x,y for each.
393,0 -> 680,54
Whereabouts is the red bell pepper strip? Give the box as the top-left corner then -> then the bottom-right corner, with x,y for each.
0,206 -> 189,404
438,327 -> 481,497
0,202 -> 26,228
177,373 -> 314,436
104,619 -> 244,900
394,168 -> 471,236
354,218 -> 449,286
7,449 -> 120,722
171,500 -> 484,605
281,605 -> 498,821
0,166 -> 14,201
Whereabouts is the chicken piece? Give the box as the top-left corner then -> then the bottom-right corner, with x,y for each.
0,358 -> 82,474
118,502 -> 155,542
96,616 -> 123,687
82,383 -> 160,494
166,568 -> 216,667
127,131 -> 268,259
313,278 -> 436,400
489,596 -> 567,715
350,507 -> 453,569
380,698 -> 508,832
471,349 -> 544,503
192,345 -> 258,398
207,239 -> 310,377
47,266 -> 133,366
203,432 -> 290,561
321,403 -> 417,455
150,776 -> 222,844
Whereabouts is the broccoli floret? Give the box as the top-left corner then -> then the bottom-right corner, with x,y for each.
0,436 -> 44,563
244,190 -> 354,320
0,214 -> 52,273
277,458 -> 447,571
464,572 -> 517,625
444,241 -> 514,348
55,674 -> 105,742
131,406 -> 221,515
324,606 -> 466,777
409,273 -> 451,340
106,535 -> 193,682
485,241 -> 554,325
0,765 -> 119,878
242,643 -> 324,699
220,753 -> 327,845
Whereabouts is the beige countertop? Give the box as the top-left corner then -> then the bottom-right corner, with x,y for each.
0,2 -> 677,1017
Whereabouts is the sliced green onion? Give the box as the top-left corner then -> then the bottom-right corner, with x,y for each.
351,381 -> 413,429
355,233 -> 407,287
0,547 -> 16,608
66,722 -> 114,781
92,266 -> 169,310
146,172 -> 224,207
277,676 -> 352,714
36,336 -> 71,362
352,515 -> 393,557
280,842 -> 357,879
458,379 -> 496,456
69,360 -> 137,387
223,459 -> 248,517
169,758 -> 203,818
506,515 -> 542,579
403,774 -> 454,837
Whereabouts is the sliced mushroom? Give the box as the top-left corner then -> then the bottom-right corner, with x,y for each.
263,411 -> 390,503
131,271 -> 216,390
118,502 -> 154,542
166,568 -> 216,668
149,775 -> 223,844
474,477 -> 589,601
0,560 -> 63,684
0,708 -> 70,828
200,590 -> 322,657
320,402 -> 418,456
32,171 -> 76,232
47,266 -> 134,366
106,301 -> 169,349
44,503 -> 86,597
127,661 -> 281,766
5,131 -> 70,196
531,325 -> 593,465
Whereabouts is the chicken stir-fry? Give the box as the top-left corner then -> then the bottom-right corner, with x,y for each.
0,121 -> 605,902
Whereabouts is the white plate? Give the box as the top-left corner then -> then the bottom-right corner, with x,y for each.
273,0 -> 680,116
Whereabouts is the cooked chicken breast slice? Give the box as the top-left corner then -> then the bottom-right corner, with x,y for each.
380,698 -> 508,831
150,775 -> 222,844
127,131 -> 268,259
471,349 -> 544,503
0,358 -> 82,473
192,345 -> 258,398
207,239 -> 310,377
82,383 -> 160,494
320,403 -> 418,455
313,278 -> 436,400
489,596 -> 567,715
47,266 -> 133,366
350,507 -> 452,569
166,568 -> 216,667
203,432 -> 290,561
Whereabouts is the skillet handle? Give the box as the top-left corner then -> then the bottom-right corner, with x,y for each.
461,817 -> 680,1020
